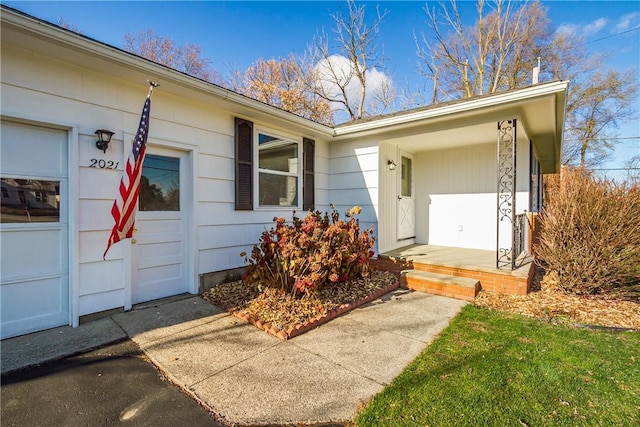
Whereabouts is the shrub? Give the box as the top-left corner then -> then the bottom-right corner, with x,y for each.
241,205 -> 375,297
536,168 -> 640,297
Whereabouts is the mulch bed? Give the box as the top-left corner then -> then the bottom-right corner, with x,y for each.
202,270 -> 399,340
203,264 -> 639,338
475,270 -> 640,330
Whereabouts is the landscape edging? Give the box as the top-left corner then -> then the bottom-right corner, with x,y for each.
230,280 -> 400,340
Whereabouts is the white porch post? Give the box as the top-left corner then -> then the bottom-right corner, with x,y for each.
496,119 -> 517,269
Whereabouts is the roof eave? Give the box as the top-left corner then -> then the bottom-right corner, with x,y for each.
333,81 -> 570,140
0,6 -> 335,138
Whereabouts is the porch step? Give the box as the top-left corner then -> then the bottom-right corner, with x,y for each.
403,271 -> 480,302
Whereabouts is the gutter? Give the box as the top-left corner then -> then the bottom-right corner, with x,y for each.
334,80 -> 570,138
1,5 -> 569,143
0,5 -> 335,138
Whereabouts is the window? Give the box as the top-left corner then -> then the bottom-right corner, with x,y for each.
529,143 -> 542,212
235,118 -> 315,211
258,132 -> 299,207
1,178 -> 60,223
139,154 -> 180,211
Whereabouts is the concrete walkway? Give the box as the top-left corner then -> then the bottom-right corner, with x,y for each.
1,289 -> 466,426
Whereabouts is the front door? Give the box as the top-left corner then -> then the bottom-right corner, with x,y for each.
131,146 -> 189,304
397,151 -> 415,240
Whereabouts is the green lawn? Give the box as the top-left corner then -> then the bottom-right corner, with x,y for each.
356,305 -> 640,426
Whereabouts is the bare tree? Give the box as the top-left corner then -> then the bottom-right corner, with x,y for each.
417,0 -> 547,98
123,29 -> 223,84
563,69 -> 638,167
624,154 -> 640,184
230,57 -> 333,125
417,0 -> 639,168
305,0 -> 393,121
56,17 -> 83,34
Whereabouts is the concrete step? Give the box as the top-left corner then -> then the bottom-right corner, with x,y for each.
403,270 -> 480,302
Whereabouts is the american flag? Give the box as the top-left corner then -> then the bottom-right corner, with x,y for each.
103,92 -> 152,259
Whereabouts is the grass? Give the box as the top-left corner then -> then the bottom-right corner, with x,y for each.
356,305 -> 640,426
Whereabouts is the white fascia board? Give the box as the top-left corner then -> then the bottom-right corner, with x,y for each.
334,81 -> 570,138
1,7 -> 569,142
554,82 -> 569,170
1,7 -> 335,138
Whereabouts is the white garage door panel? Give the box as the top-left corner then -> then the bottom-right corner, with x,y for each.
1,228 -> 64,279
0,121 -> 67,177
1,277 -> 68,320
1,120 -> 69,339
1,277 -> 68,338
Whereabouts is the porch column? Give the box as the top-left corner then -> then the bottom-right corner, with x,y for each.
496,119 -> 517,269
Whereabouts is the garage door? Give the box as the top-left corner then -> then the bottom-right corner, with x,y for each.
1,120 -> 69,339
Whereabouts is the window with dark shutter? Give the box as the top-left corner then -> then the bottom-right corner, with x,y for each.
303,137 -> 315,211
235,118 -> 253,210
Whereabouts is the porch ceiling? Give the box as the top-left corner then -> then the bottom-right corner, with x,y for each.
382,94 -> 560,172
336,82 -> 568,174
383,121 -> 505,152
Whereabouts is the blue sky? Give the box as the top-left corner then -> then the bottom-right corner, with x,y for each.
4,1 -> 640,176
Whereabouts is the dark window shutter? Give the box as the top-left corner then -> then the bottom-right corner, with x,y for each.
303,137 -> 315,211
235,118 -> 253,210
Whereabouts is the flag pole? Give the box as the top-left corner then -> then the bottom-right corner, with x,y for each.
147,80 -> 160,97
103,81 -> 159,260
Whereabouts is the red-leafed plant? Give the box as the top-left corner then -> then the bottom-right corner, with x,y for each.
241,205 -> 375,296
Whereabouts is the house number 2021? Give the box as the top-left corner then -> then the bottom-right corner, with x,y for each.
89,159 -> 119,169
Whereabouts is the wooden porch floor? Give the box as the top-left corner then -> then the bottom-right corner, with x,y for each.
374,244 -> 535,298
380,244 -> 532,278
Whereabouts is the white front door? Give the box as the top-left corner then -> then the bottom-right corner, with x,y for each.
1,121 -> 69,339
397,151 -> 415,240
131,146 -> 190,304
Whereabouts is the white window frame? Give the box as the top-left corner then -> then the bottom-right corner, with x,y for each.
254,127 -> 302,210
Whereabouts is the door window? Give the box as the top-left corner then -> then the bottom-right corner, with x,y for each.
139,154 -> 180,211
401,156 -> 412,197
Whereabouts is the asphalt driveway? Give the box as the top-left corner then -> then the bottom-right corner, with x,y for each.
1,340 -> 222,427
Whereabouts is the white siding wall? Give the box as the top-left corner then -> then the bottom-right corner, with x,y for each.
415,139 -> 530,251
328,138 -> 379,253
1,45 -> 329,319
377,141 -> 397,253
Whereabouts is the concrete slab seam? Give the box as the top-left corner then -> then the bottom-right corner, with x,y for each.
289,341 -> 389,387
186,339 -> 283,389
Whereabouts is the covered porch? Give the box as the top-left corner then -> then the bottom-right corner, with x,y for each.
374,244 -> 536,301
333,81 -> 568,300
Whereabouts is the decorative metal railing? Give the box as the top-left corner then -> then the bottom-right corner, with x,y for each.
497,119 -> 517,270
513,213 -> 527,266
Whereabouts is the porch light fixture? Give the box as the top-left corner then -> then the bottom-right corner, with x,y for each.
387,159 -> 397,170
95,129 -> 115,153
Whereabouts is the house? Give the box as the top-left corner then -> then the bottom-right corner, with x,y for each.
0,6 -> 568,339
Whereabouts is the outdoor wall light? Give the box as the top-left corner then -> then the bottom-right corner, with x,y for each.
95,129 -> 115,153
387,159 -> 397,170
